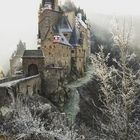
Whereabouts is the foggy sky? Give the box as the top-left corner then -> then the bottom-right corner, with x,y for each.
0,0 -> 41,72
0,0 -> 140,73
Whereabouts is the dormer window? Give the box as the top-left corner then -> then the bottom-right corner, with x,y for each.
53,35 -> 61,43
64,33 -> 68,37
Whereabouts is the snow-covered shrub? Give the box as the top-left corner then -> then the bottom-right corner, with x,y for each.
0,94 -> 83,140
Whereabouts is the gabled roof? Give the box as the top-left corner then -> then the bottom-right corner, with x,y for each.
22,50 -> 44,58
52,16 -> 73,47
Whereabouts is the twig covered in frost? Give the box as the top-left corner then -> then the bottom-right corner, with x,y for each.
0,94 -> 83,140
90,18 -> 140,140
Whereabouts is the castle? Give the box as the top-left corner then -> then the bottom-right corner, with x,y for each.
0,0 -> 92,107
22,0 -> 91,80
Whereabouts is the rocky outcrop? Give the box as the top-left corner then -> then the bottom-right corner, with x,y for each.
76,77 -> 103,127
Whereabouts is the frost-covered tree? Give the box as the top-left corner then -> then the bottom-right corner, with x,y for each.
90,19 -> 140,140
0,94 -> 84,140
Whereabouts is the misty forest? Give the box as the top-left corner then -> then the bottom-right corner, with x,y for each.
0,0 -> 140,140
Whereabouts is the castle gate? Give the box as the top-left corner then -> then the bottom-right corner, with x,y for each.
28,64 -> 39,76
22,50 -> 45,76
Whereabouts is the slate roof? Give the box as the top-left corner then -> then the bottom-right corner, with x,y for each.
59,32 -> 72,47
69,27 -> 80,47
52,25 -> 59,34
22,50 -> 44,58
52,16 -> 73,47
57,16 -> 72,33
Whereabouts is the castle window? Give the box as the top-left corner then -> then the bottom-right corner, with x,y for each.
49,45 -> 52,49
55,70 -> 57,74
80,32 -> 83,38
49,52 -> 51,55
64,33 -> 68,37
48,38 -> 51,41
44,45 -> 46,48
71,50 -> 74,53
53,35 -> 61,43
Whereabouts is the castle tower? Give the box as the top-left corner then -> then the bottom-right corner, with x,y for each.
42,0 -> 59,11
37,0 -> 73,75
38,0 -> 62,42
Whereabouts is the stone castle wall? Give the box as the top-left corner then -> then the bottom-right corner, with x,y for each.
39,9 -> 62,24
0,75 -> 41,108
41,37 -> 71,74
42,68 -> 64,96
39,9 -> 62,41
71,47 -> 85,76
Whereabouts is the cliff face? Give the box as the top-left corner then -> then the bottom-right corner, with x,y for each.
76,78 -> 102,127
